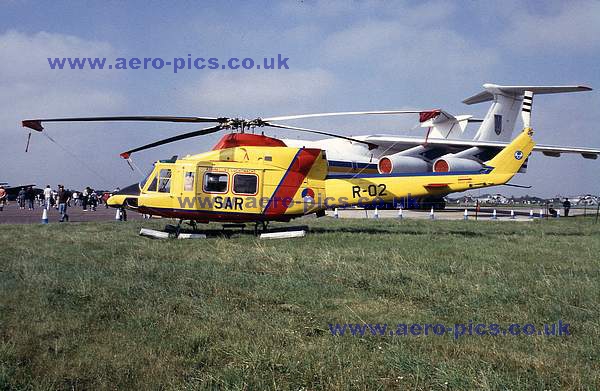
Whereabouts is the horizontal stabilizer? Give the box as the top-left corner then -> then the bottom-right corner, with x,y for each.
463,84 -> 592,105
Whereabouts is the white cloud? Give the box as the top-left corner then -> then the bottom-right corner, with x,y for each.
501,0 -> 600,52
0,30 -> 128,189
319,18 -> 498,101
0,30 -> 126,116
179,68 -> 337,116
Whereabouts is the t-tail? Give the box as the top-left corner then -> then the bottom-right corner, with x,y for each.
483,90 -> 535,181
463,83 -> 591,142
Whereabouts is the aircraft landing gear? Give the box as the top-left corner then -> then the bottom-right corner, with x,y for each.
254,221 -> 268,236
164,219 -> 184,238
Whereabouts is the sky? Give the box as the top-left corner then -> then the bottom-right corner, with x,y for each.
1,0 -> 599,197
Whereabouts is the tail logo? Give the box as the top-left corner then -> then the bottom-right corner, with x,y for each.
494,114 -> 503,135
514,150 -> 524,160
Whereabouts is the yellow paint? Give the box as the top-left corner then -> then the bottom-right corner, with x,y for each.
108,127 -> 534,222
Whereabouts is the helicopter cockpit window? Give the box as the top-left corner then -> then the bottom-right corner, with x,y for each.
203,172 -> 228,193
147,176 -> 158,192
157,169 -> 172,193
233,174 -> 258,195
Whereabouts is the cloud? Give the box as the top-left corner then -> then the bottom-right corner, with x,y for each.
501,0 -> 600,52
178,68 -> 337,116
0,30 -> 114,84
319,18 -> 498,106
322,20 -> 496,71
0,30 -> 126,116
0,30 -> 128,189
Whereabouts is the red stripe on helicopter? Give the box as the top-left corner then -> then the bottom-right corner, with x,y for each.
264,148 -> 321,216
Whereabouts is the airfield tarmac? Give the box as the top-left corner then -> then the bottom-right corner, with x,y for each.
0,202 -> 591,224
0,203 -> 142,224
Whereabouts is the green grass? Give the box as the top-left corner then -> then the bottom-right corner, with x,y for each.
1,217 -> 599,390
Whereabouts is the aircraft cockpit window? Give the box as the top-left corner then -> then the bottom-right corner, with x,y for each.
233,174 -> 258,195
146,176 -> 158,192
158,169 -> 172,193
203,172 -> 228,193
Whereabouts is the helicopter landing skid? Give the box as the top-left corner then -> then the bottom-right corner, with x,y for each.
139,221 -> 308,239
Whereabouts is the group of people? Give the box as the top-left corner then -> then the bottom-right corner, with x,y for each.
15,186 -> 37,210
42,185 -> 110,222
0,184 -> 114,223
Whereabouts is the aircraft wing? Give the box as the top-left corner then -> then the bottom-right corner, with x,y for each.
363,135 -> 600,159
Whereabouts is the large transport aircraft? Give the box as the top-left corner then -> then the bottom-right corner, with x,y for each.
280,84 -> 599,208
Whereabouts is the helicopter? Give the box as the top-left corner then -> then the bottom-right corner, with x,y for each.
23,92 -> 539,236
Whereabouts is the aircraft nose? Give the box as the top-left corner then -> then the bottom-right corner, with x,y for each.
107,183 -> 140,208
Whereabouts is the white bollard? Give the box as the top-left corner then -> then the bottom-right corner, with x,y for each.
115,208 -> 121,220
333,208 -> 339,218
539,209 -> 544,218
397,207 -> 403,219
529,209 -> 534,219
430,207 -> 435,220
510,210 -> 515,219
463,209 -> 468,220
491,209 -> 497,220
41,208 -> 48,224
374,207 -> 380,219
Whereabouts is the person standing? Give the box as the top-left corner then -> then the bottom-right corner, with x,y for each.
26,186 -> 35,210
72,191 -> 79,206
563,198 -> 571,217
17,188 -> 26,209
57,185 -> 71,222
82,187 -> 89,211
0,186 -> 6,211
90,190 -> 98,211
43,185 -> 52,209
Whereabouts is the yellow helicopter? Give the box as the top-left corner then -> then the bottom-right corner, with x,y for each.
23,93 -> 536,236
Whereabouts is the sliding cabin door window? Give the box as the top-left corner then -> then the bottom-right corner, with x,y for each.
233,174 -> 258,195
203,172 -> 228,193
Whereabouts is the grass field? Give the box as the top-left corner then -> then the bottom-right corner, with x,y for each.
1,217 -> 599,390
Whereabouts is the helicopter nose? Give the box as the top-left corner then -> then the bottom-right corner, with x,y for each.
107,183 -> 140,208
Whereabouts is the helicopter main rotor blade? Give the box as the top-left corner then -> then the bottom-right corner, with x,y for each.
263,110 -> 430,122
22,116 -> 226,132
265,122 -> 378,150
119,124 -> 224,159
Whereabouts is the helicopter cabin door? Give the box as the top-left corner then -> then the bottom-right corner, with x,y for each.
197,166 -> 264,217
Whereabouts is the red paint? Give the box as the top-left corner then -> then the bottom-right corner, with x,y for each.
22,120 -> 44,132
212,133 -> 287,150
264,148 -> 321,216
419,110 -> 441,123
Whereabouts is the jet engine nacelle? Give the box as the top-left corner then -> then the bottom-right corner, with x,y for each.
378,154 -> 430,174
432,156 -> 483,173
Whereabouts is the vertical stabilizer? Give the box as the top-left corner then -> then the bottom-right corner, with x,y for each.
463,83 -> 591,143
